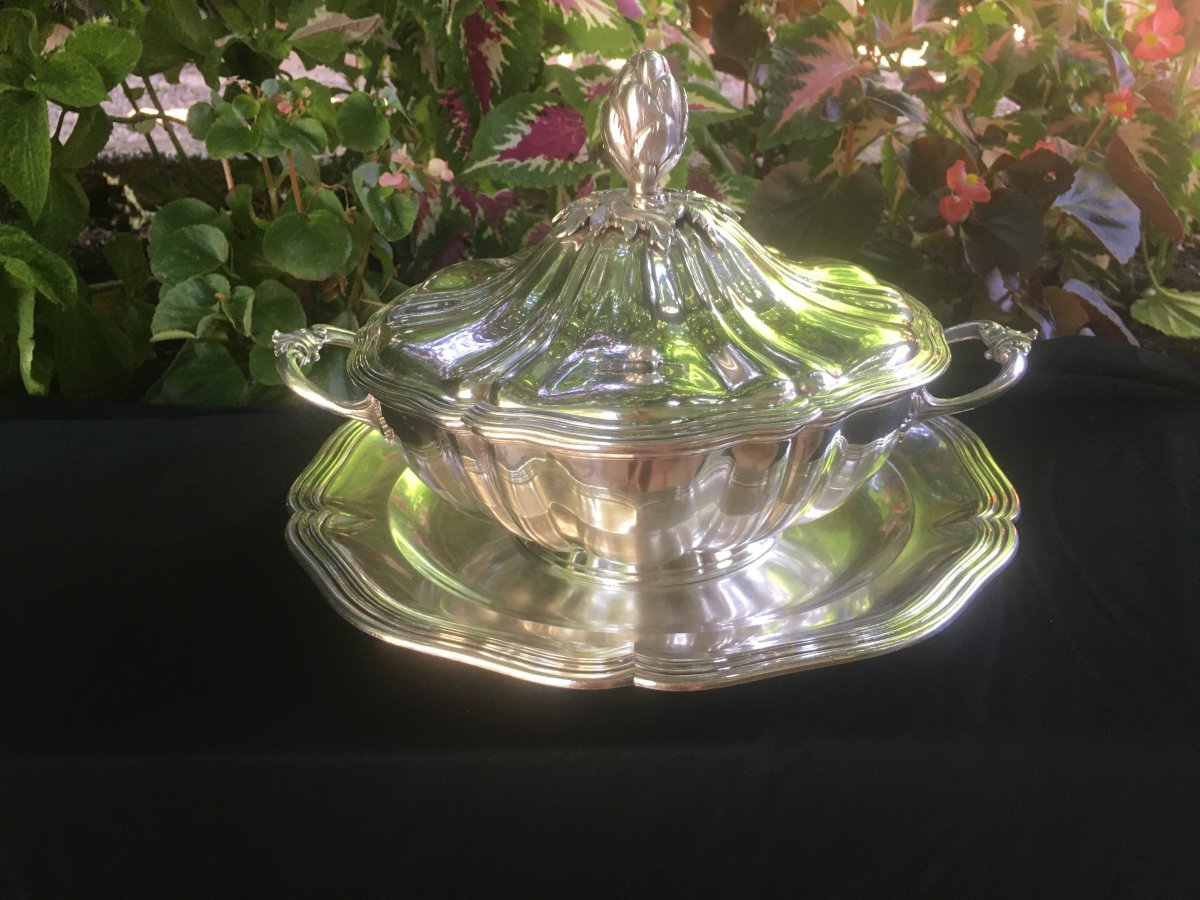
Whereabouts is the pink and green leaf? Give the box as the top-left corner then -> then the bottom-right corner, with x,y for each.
468,92 -> 593,188
762,18 -> 871,149
684,82 -> 744,126
547,0 -> 639,56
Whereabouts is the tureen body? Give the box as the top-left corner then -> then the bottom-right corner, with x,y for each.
275,51 -> 1032,574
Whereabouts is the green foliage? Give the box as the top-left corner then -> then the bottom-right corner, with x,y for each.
1,0 -> 1198,403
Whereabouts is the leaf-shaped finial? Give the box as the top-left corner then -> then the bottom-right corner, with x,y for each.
602,51 -> 688,202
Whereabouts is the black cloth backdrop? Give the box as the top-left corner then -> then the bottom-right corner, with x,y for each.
1,337 -> 1198,897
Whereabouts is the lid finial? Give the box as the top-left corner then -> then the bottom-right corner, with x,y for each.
602,51 -> 688,203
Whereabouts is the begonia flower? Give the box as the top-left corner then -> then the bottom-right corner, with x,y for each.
426,158 -> 454,183
1132,0 -> 1186,61
379,172 -> 410,191
938,193 -> 974,224
1105,88 -> 1136,120
945,159 -> 991,203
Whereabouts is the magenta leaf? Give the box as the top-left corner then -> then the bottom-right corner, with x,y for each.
468,92 -> 592,188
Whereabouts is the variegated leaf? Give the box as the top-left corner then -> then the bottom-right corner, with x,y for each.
1113,115 -> 1190,201
431,0 -> 542,119
685,82 -> 744,126
547,0 -> 639,56
762,17 -> 871,149
468,92 -> 592,188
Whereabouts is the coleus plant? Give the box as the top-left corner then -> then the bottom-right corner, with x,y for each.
2,0 -> 1198,403
723,0 -> 1200,341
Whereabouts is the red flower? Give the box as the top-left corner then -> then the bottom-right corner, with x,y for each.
938,193 -> 974,224
945,160 -> 991,203
940,159 -> 992,223
1105,88 -> 1136,120
1132,0 -> 1185,61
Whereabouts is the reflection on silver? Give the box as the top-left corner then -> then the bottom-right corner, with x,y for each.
275,51 -> 1032,572
287,417 -> 1019,690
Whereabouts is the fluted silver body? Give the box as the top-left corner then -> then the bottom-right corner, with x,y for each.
275,50 -> 1033,576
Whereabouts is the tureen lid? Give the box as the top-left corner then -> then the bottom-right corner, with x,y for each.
350,51 -> 948,452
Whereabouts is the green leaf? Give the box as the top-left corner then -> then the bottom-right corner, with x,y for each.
0,90 -> 50,221
151,273 -> 230,336
204,110 -> 257,159
291,11 -> 384,64
156,341 -> 246,405
148,198 -> 233,247
961,188 -> 1045,274
862,77 -> 926,123
248,343 -> 282,385
64,22 -> 142,89
16,284 -> 52,396
0,8 -> 38,67
101,233 -> 151,292
262,210 -> 352,281
247,279 -> 305,345
53,106 -> 112,170
0,224 -> 77,306
743,165 -> 886,259
551,0 -> 636,56
352,163 -> 419,241
223,284 -> 255,337
1052,166 -> 1140,264
186,101 -> 216,140
149,224 -> 230,285
684,82 -> 745,126
46,299 -> 137,398
1131,287 -> 1200,338
336,91 -> 388,152
28,51 -> 109,107
276,116 -> 327,155
31,170 -> 89,252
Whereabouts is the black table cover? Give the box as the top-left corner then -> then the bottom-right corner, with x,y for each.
2,338 -> 1198,898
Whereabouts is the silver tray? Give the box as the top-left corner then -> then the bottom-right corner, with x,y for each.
286,417 -> 1018,690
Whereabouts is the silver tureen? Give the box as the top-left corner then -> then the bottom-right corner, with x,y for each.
275,51 -> 1032,579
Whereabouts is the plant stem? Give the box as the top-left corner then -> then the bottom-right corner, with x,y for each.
1080,115 -> 1109,155
346,239 -> 372,313
841,123 -> 855,178
141,76 -> 191,161
1175,47 -> 1197,112
119,80 -> 164,164
285,149 -> 304,213
53,107 -> 67,141
221,159 -> 235,193
702,129 -> 738,179
261,156 -> 279,217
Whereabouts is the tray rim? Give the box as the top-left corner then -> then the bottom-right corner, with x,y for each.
285,417 -> 1018,690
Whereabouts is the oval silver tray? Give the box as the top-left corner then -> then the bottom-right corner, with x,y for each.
286,417 -> 1018,690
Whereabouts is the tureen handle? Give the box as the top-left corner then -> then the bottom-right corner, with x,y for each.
912,321 -> 1036,422
273,326 -> 393,440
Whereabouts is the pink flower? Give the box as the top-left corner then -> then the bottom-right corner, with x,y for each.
425,157 -> 454,183
1132,0 -> 1185,61
940,160 -> 990,224
390,145 -> 415,169
938,193 -> 974,224
378,172 -> 410,191
276,99 -> 293,116
945,160 -> 991,203
1105,88 -> 1136,120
